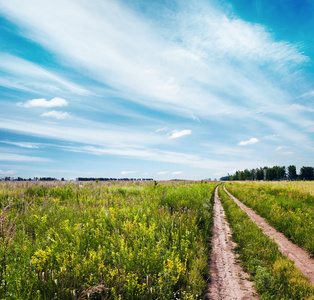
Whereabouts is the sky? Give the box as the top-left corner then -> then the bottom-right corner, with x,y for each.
0,0 -> 313,180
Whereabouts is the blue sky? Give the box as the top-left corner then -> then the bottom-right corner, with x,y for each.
0,0 -> 313,180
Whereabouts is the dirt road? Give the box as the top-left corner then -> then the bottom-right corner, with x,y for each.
224,186 -> 314,284
206,186 -> 257,299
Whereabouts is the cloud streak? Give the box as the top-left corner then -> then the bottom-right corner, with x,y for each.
0,153 -> 51,162
0,141 -> 40,148
169,130 -> 192,139
0,53 -> 91,95
238,138 -> 259,146
41,110 -> 69,119
0,170 -> 18,176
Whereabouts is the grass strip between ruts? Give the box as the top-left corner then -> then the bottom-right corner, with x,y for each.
218,185 -> 314,300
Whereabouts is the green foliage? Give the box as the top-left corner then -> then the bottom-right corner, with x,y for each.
218,185 -> 314,299
0,181 -> 217,299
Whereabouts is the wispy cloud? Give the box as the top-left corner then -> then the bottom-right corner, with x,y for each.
300,90 -> 314,99
0,169 -> 18,176
0,53 -> 91,95
0,117 -> 163,148
0,0 -> 306,121
121,171 -> 136,175
0,141 -> 40,148
21,97 -> 68,108
0,0 -> 313,179
172,171 -> 182,175
275,146 -> 285,151
238,138 -> 259,146
286,104 -> 314,112
168,130 -> 192,139
0,153 -> 51,162
41,110 -> 69,119
154,127 -> 167,133
157,171 -> 168,175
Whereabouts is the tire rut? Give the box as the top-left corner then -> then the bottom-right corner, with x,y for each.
206,186 -> 257,300
224,185 -> 314,284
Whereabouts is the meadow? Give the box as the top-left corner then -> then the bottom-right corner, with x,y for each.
1,180 -> 314,299
0,180 -> 216,300
225,181 -> 314,256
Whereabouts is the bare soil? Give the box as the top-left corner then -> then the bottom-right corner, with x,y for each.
206,186 -> 257,300
224,185 -> 314,284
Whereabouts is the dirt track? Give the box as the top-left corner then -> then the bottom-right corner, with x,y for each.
224,185 -> 314,284
206,186 -> 257,299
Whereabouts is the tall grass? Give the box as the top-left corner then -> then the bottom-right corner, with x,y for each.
225,181 -> 314,256
0,181 -> 217,299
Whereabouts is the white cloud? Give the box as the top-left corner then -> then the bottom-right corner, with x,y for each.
169,130 -> 192,139
172,171 -> 182,175
121,171 -> 136,175
0,153 -> 51,162
157,171 -> 168,175
0,170 -> 18,176
23,97 -> 68,108
41,110 -> 69,119
238,138 -> 259,146
0,141 -> 40,148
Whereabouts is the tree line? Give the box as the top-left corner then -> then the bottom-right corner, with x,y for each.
220,165 -> 314,181
0,177 -> 154,182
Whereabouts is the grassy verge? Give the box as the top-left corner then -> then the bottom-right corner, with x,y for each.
218,185 -> 314,299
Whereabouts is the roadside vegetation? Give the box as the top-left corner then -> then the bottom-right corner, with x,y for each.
218,185 -> 314,299
225,181 -> 314,256
0,181 -> 216,299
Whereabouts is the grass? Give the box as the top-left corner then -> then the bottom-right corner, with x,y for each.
218,184 -> 314,299
0,180 -> 217,299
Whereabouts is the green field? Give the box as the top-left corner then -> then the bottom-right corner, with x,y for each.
1,180 -> 314,299
0,181 -> 216,299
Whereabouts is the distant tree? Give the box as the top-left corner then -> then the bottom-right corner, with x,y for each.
255,168 -> 264,180
300,166 -> 314,180
287,165 -> 297,181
